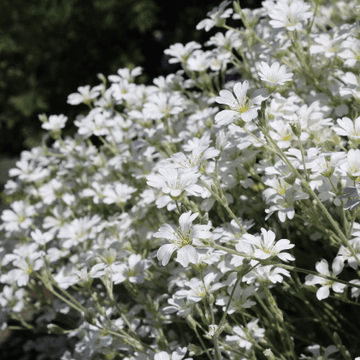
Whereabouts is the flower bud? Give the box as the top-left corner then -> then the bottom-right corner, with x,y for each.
97,73 -> 107,84
47,324 -> 65,335
220,194 -> 228,205
211,183 -> 219,196
284,172 -> 297,185
290,120 -> 301,137
233,1 -> 241,14
38,113 -> 48,123
186,315 -> 198,330
200,212 -> 209,225
189,344 -> 203,356
263,349 -> 276,360
207,293 -> 215,305
82,308 -> 97,326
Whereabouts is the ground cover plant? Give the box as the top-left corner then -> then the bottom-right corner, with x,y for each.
1,0 -> 360,359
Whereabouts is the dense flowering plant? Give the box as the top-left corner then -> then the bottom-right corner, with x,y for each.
2,0 -> 360,359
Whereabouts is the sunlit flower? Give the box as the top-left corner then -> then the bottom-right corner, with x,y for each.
305,259 -> 346,300
258,62 -> 293,86
153,211 -> 212,267
215,81 -> 268,125
239,228 -> 295,262
268,0 -> 313,31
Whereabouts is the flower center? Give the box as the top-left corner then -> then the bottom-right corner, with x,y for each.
232,97 -> 250,114
173,228 -> 192,248
125,268 -> 137,278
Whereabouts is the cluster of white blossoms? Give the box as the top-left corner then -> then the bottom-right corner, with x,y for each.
2,0 -> 360,359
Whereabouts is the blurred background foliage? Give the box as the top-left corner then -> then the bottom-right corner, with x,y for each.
0,0 -> 259,157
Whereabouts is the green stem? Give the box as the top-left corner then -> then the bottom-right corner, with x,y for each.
213,335 -> 223,360
297,134 -> 310,182
193,327 -> 214,360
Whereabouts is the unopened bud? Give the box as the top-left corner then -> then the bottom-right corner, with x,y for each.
82,308 -> 97,326
242,162 -> 252,172
233,1 -> 241,14
290,120 -> 301,137
186,315 -> 197,330
263,349 -> 276,360
220,195 -> 228,205
207,294 -> 215,305
200,212 -> 209,225
38,113 -> 48,123
188,344 -> 203,356
284,172 -> 297,185
97,73 -> 107,84
211,183 -> 219,196
47,324 -> 65,335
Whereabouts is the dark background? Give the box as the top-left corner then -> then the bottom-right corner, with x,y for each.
0,0 -> 261,157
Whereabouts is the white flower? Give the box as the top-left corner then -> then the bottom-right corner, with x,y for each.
143,92 -> 185,120
58,215 -> 101,249
305,259 -> 346,300
1,257 -> 44,287
334,239 -> 360,270
338,37 -> 360,68
215,81 -> 269,125
30,229 -> 54,246
67,85 -> 101,105
164,41 -> 201,64
38,178 -> 63,204
268,0 -> 313,31
215,284 -> 256,314
41,114 -> 68,131
80,182 -> 106,204
103,183 -> 137,205
187,50 -> 212,72
333,117 -> 360,140
153,211 -> 212,267
301,344 -> 338,360
174,272 -> 223,302
196,0 -> 233,32
154,348 -> 188,360
340,149 -> 360,178
0,286 -> 25,313
146,167 -> 202,198
243,265 -> 290,285
163,297 -> 192,317
225,319 -> 265,351
1,200 -> 35,233
112,254 -> 152,284
258,62 -> 293,86
310,34 -> 342,58
170,146 -> 220,171
108,66 -> 142,82
239,228 -> 295,262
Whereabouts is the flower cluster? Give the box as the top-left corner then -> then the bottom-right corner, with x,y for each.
2,0 -> 360,359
